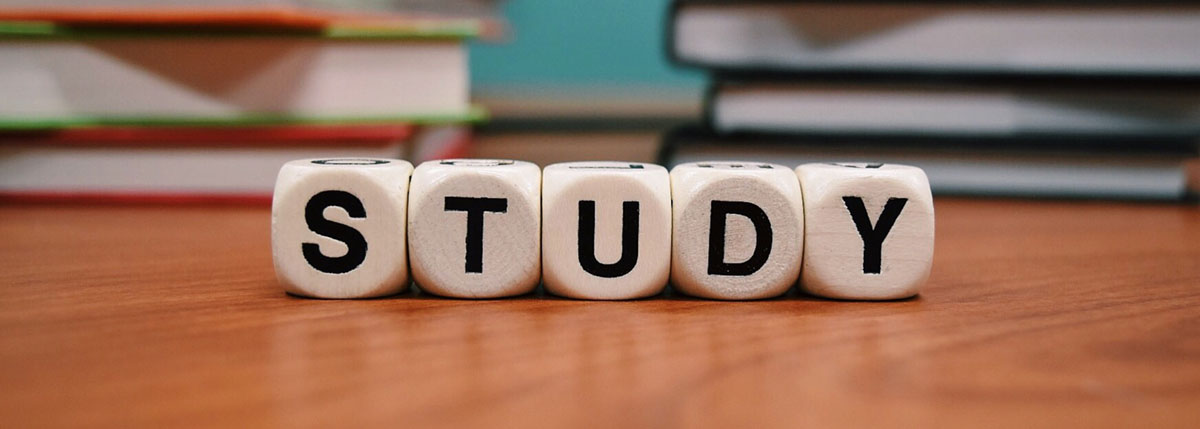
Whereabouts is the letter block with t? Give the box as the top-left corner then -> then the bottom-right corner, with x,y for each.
407,159 -> 541,298
541,162 -> 672,300
271,158 -> 414,298
670,162 -> 804,300
795,163 -> 935,300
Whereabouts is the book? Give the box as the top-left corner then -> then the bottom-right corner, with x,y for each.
708,80 -> 1200,138
0,20 -> 483,130
669,1 -> 1200,80
0,124 -> 413,204
0,0 -> 502,29
659,126 -> 1198,201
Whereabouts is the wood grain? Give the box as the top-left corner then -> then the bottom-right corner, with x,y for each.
1,199 -> 1198,428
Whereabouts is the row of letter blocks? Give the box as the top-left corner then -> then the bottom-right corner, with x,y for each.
273,159 -> 934,300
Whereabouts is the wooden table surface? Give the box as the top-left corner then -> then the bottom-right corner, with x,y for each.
1,198 -> 1198,428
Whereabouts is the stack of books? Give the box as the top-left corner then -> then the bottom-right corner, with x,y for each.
661,1 -> 1200,200
0,1 -> 488,203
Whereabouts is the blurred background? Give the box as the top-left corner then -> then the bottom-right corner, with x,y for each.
0,0 -> 1196,202
468,0 -> 701,165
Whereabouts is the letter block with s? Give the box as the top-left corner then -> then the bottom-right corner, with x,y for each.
407,159 -> 542,298
670,162 -> 804,300
271,158 -> 413,298
795,163 -> 934,300
541,162 -> 672,300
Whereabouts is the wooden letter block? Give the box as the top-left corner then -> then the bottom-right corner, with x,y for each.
271,158 -> 413,298
795,163 -> 935,300
541,162 -> 672,300
407,159 -> 541,298
670,162 -> 804,300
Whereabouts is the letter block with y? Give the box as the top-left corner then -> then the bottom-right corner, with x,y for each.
670,162 -> 804,300
541,162 -> 671,300
271,158 -> 413,298
407,159 -> 541,298
795,163 -> 934,300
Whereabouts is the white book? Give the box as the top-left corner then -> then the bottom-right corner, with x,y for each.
710,82 -> 1200,136
0,142 -> 406,202
661,127 -> 1197,201
672,2 -> 1200,76
0,0 -> 502,18
0,125 -> 410,202
0,23 -> 474,127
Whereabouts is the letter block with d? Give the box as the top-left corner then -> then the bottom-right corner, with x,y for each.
795,163 -> 934,300
271,158 -> 414,298
541,162 -> 672,300
670,162 -> 804,300
407,159 -> 541,298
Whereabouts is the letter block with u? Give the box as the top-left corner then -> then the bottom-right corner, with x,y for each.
407,159 -> 542,298
271,158 -> 414,298
669,162 -> 805,300
541,162 -> 672,300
